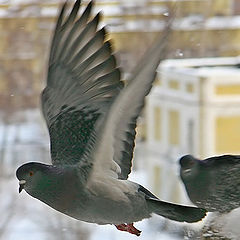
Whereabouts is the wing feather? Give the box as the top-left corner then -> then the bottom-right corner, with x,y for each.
90,22 -> 172,180
41,0 -> 123,166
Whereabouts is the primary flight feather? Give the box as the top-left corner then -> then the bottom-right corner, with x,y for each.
16,0 -> 206,236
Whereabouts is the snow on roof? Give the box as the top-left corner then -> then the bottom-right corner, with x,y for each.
161,57 -> 240,68
196,66 -> 240,77
40,6 -> 57,17
1,1 -> 240,33
174,15 -> 240,31
176,66 -> 240,78
206,16 -> 240,30
160,57 -> 240,78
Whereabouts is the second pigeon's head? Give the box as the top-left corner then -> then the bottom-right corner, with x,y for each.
179,155 -> 200,181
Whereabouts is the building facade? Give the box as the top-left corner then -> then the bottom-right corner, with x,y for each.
146,56 -> 240,203
1,0 -> 240,113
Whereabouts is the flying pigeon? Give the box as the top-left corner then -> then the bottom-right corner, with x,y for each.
16,0 -> 206,236
179,154 -> 240,213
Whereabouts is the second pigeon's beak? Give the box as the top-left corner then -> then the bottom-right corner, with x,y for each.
19,180 -> 26,193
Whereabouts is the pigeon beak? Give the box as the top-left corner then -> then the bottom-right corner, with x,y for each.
19,180 -> 26,193
183,169 -> 191,174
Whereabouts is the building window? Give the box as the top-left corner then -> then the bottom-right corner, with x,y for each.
215,84 -> 240,95
153,165 -> 161,196
168,110 -> 180,145
186,83 -> 194,93
232,0 -> 240,15
215,116 -> 240,153
154,106 -> 161,140
187,119 -> 194,153
168,79 -> 179,90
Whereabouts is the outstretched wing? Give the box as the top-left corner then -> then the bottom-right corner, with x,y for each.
89,21 -> 172,180
41,0 -> 123,165
203,155 -> 240,167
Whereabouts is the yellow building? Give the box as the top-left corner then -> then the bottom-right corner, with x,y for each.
1,0 -> 240,113
146,56 -> 240,203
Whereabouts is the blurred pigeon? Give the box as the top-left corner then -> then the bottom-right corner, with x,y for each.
179,154 -> 240,213
16,0 -> 206,236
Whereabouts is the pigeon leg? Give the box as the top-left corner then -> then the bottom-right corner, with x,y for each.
115,223 -> 128,232
126,223 -> 141,236
115,223 -> 141,236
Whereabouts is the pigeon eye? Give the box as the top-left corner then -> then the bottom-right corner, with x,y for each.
29,171 -> 34,176
187,161 -> 195,168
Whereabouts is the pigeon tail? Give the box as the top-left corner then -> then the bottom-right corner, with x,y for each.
146,198 -> 207,223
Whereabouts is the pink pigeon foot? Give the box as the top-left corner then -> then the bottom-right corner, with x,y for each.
115,223 -> 141,236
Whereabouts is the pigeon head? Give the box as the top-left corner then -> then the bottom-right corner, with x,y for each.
16,162 -> 81,214
16,162 -> 55,194
179,155 -> 200,180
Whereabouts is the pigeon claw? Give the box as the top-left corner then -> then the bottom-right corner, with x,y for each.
115,223 -> 141,236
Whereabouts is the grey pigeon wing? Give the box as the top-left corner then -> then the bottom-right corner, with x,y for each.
90,21 -> 172,180
41,0 -> 123,165
203,154 -> 240,167
112,24 -> 172,180
205,155 -> 240,212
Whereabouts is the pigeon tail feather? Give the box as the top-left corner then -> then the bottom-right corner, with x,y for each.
147,198 -> 207,223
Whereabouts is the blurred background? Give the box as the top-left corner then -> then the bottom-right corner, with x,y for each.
1,0 -> 240,239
